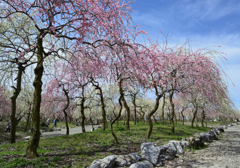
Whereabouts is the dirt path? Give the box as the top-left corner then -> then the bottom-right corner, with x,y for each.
41,125 -> 98,138
166,125 -> 240,168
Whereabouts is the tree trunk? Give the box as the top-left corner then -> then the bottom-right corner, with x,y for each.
174,112 -> 177,125
195,117 -> 199,127
111,96 -> 123,144
146,115 -> 153,139
181,110 -> 185,125
132,94 -> 137,125
89,117 -> 94,131
113,111 -> 119,127
191,103 -> 198,128
178,112 -> 180,123
91,82 -> 108,130
10,97 -> 17,143
169,90 -> 175,133
80,99 -> 86,133
10,63 -> 24,143
26,35 -> 44,158
118,79 -> 130,130
24,105 -> 32,132
168,107 -> 171,125
201,109 -> 205,127
161,94 -> 165,125
99,89 -> 107,130
77,85 -> 87,133
146,88 -> 162,139
122,96 -> 130,130
62,86 -> 70,135
153,115 -> 158,124
64,112 -> 69,135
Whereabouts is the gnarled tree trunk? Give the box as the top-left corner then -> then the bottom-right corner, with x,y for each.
146,86 -> 162,139
132,94 -> 137,125
80,90 -> 86,133
24,104 -> 32,132
26,36 -> 43,158
201,109 -> 205,127
62,85 -> 70,135
10,63 -> 24,143
181,110 -> 185,125
90,80 -> 108,130
191,103 -> 198,128
111,96 -> 123,144
169,90 -> 175,133
99,88 -> 107,130
161,94 -> 165,125
118,78 -> 130,130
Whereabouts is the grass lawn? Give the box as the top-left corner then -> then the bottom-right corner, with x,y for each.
0,120 -> 228,168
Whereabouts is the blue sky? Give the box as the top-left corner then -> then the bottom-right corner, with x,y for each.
128,0 -> 240,110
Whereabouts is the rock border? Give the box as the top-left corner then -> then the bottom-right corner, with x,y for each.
88,122 -> 240,168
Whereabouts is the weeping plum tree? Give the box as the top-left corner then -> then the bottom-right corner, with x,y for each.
132,43 -> 230,138
103,43 -> 144,131
44,61 -> 75,135
0,0 -> 140,158
165,46 -> 230,132
81,48 -> 110,130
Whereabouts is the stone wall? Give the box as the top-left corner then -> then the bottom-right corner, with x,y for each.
88,123 -> 240,168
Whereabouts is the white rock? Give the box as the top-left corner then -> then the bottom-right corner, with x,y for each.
89,155 -> 116,168
169,140 -> 184,154
130,160 -> 154,168
24,136 -> 30,140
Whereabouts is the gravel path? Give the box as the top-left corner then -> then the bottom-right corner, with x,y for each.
166,125 -> 240,168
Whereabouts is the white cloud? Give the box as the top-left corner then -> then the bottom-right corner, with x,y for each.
174,0 -> 240,21
131,0 -> 240,34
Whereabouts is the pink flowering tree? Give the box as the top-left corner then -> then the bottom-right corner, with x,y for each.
130,41 -> 230,137
43,62 -> 75,135
105,42 -> 147,130
0,0 -> 140,157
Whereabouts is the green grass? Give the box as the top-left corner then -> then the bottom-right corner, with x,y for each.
0,120 -> 224,168
0,156 -> 60,168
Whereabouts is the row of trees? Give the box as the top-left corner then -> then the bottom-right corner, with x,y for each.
2,83 -> 238,125
0,0 -> 238,158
